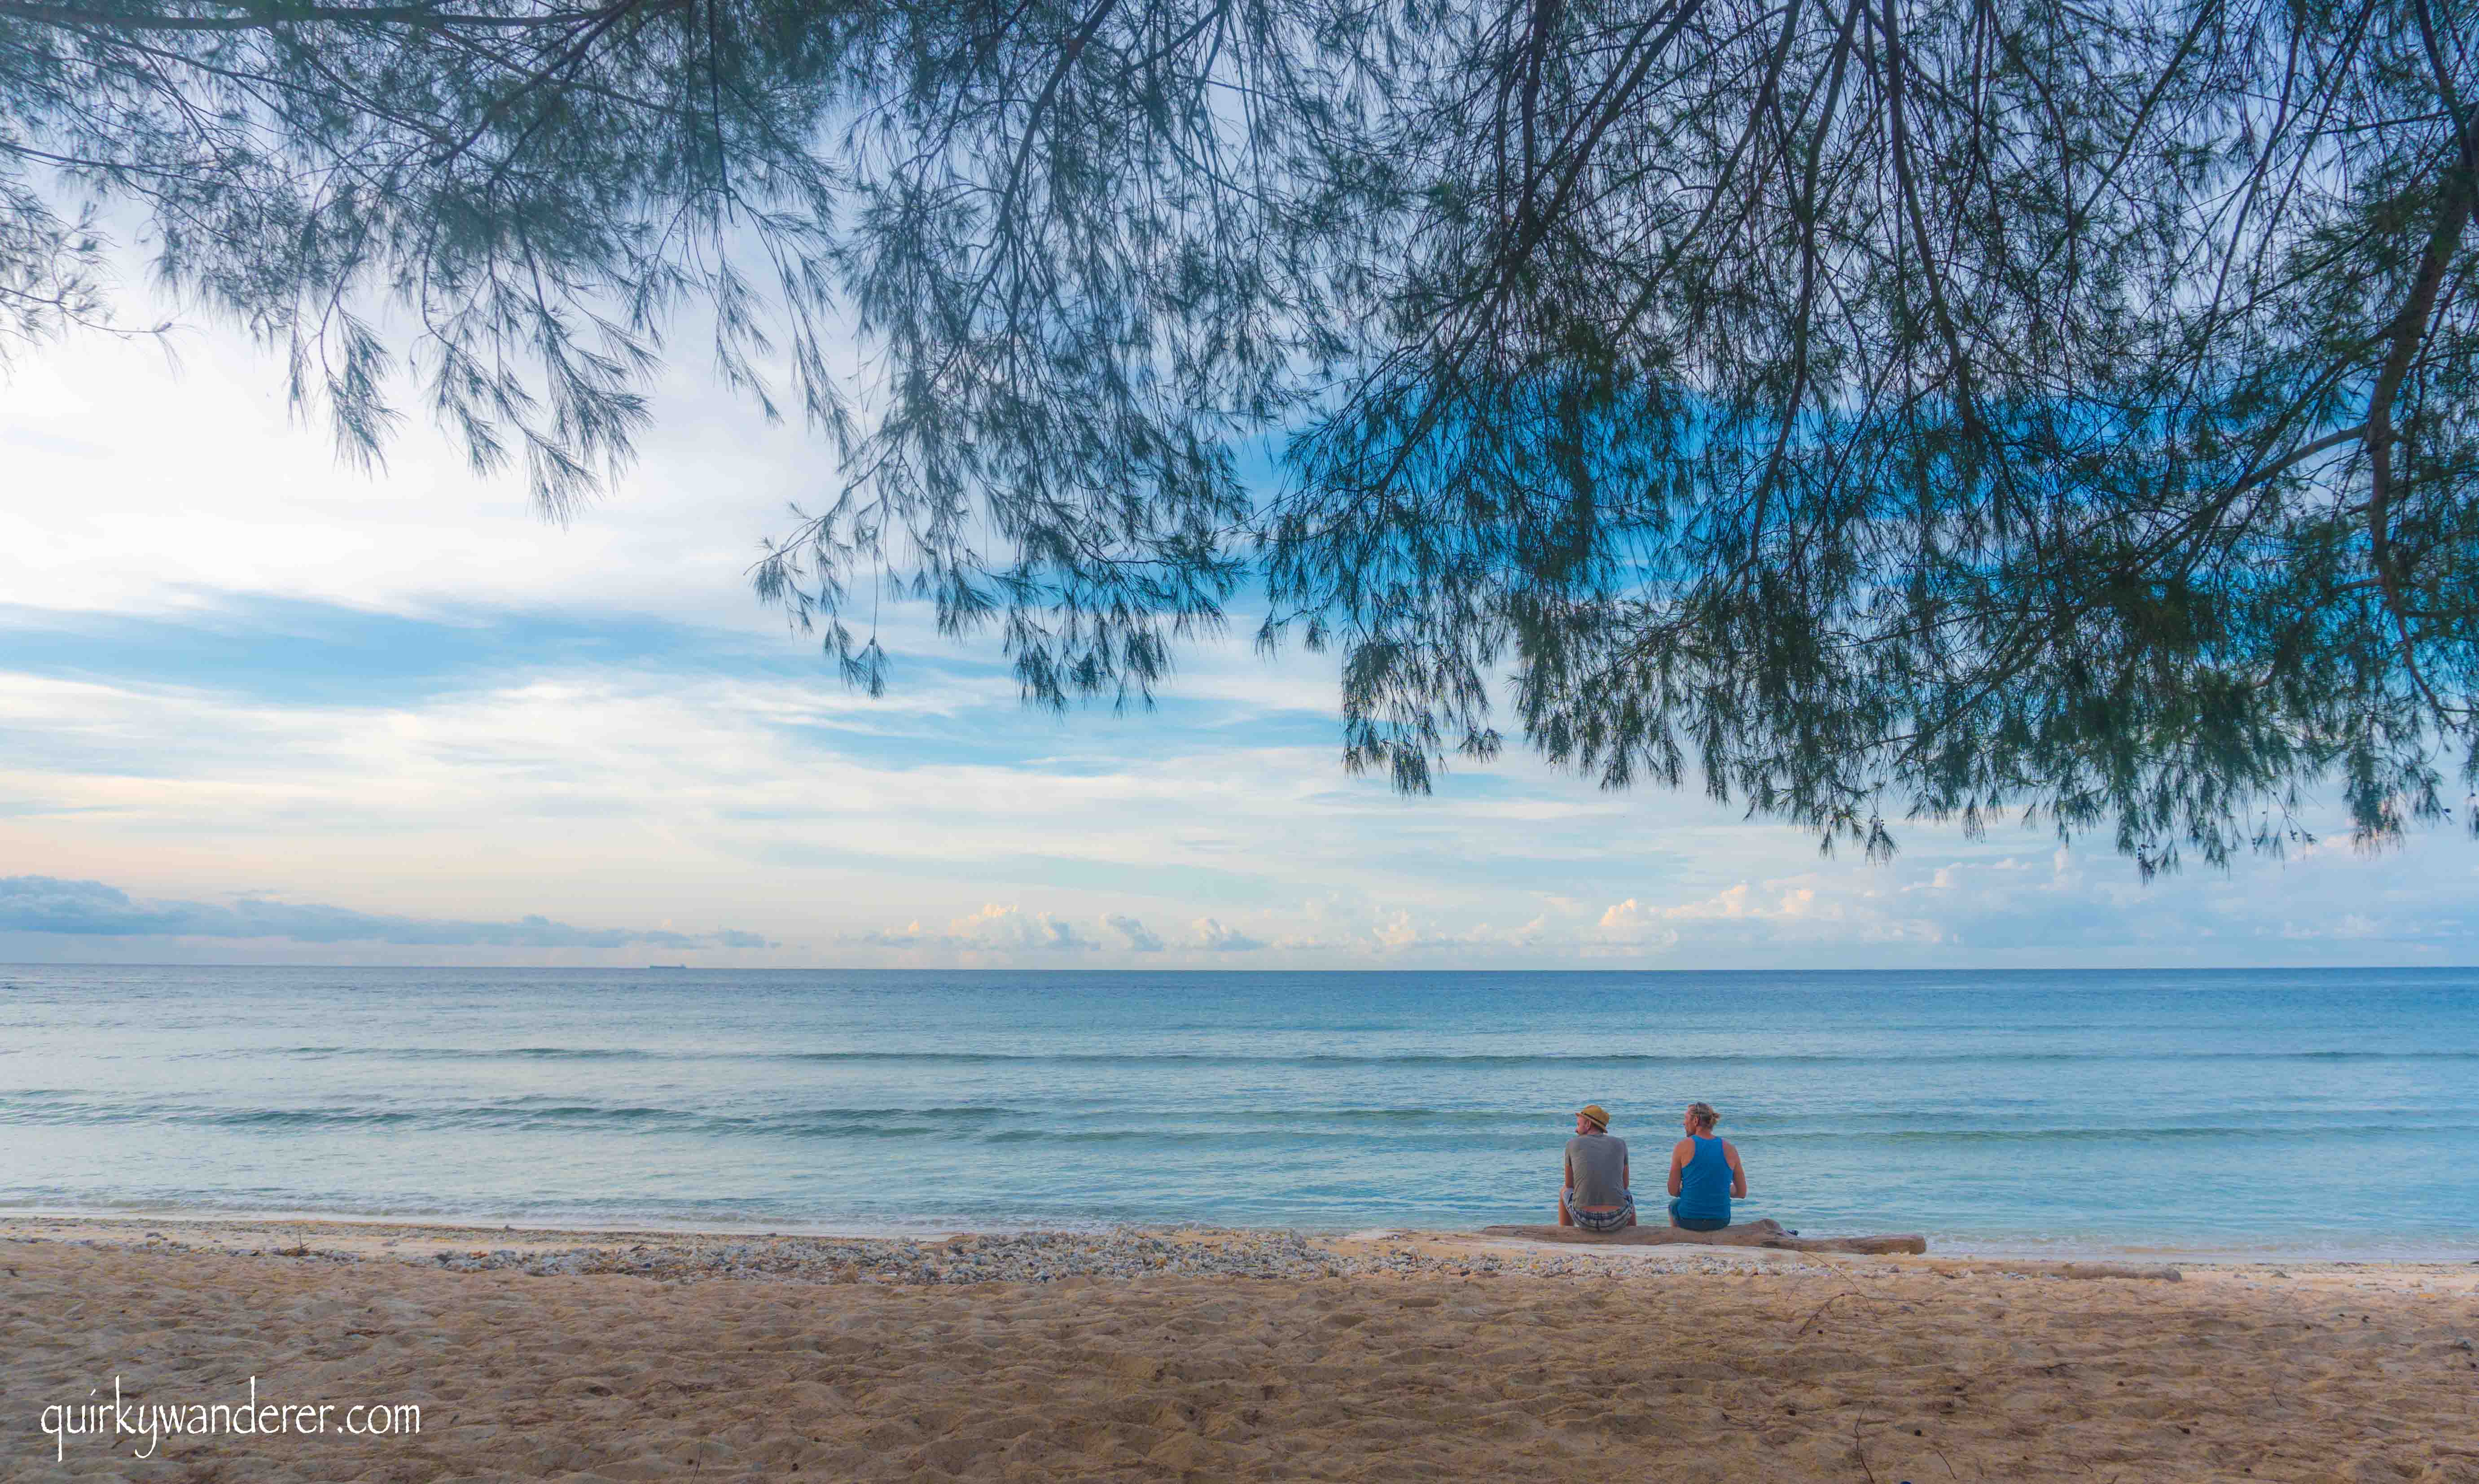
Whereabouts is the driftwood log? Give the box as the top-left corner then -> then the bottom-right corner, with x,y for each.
1476,1218 -> 1926,1256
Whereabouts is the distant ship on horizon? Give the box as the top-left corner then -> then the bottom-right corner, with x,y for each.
645,963 -> 689,970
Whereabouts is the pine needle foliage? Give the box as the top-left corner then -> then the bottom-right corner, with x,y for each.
6,0 -> 2475,869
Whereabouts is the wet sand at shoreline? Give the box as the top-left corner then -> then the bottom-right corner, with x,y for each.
5,1215 -> 2476,1482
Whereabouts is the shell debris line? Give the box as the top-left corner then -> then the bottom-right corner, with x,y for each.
2,1217 -> 1812,1285
417,1226 -> 1801,1284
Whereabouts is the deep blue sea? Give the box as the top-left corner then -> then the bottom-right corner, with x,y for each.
3,964 -> 2473,1258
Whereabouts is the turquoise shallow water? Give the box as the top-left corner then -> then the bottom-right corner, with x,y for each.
2,965 -> 2473,1257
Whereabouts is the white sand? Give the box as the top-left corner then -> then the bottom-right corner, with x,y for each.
5,1215 -> 2476,1482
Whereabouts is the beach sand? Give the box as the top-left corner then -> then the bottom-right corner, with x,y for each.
5,1215 -> 2475,1482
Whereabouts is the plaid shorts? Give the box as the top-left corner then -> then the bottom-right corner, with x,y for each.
1561,1188 -> 1634,1233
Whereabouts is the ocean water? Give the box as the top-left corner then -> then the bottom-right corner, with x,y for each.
2,964 -> 2473,1259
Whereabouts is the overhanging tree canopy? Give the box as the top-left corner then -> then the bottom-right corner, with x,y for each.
5,0 -> 2475,870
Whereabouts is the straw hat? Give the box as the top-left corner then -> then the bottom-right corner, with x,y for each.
1578,1104 -> 1610,1129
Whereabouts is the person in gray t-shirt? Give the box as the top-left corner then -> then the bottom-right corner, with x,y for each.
1558,1103 -> 1634,1231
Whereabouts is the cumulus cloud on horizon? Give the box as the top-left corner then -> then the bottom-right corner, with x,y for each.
1104,913 -> 1166,952
0,876 -> 773,950
1189,916 -> 1266,953
847,902 -> 1105,955
841,904 -> 1294,960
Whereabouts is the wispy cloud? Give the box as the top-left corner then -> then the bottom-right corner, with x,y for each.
5,323 -> 2477,969
0,876 -> 771,949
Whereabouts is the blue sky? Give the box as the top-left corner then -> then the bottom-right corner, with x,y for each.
5,314 -> 2476,968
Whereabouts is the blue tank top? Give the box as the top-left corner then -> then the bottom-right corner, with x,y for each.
1677,1134 -> 1732,1220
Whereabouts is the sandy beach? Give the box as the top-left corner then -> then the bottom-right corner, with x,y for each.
6,1215 -> 2475,1482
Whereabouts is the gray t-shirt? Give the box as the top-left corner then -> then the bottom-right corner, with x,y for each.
1564,1130 -> 1629,1207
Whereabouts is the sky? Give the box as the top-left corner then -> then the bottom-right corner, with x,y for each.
5,305 -> 2477,970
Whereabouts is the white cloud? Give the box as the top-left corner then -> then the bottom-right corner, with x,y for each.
1592,899 -> 1680,950
943,903 -> 1101,954
843,903 -> 1101,958
1189,917 -> 1266,953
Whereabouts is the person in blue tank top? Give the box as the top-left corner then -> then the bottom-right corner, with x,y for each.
1666,1101 -> 1746,1232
